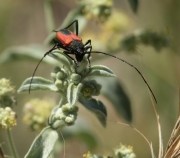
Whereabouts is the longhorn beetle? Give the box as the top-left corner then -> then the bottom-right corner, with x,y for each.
29,20 -> 157,103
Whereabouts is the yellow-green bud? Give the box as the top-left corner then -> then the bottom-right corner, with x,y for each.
53,66 -> 61,73
50,72 -> 56,81
70,73 -> 81,84
50,104 -> 78,128
55,80 -> 63,89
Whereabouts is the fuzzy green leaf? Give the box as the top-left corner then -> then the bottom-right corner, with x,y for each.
24,126 -> 59,158
85,65 -> 116,77
48,51 -> 74,72
74,132 -> 97,149
128,0 -> 138,13
0,45 -> 58,65
63,127 -> 98,150
18,77 -> 59,93
67,83 -> 83,105
96,78 -> 132,121
79,98 -> 107,127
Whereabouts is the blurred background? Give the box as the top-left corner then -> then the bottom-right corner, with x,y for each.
0,0 -> 179,157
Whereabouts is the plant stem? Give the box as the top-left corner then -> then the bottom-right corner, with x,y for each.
44,0 -> 55,34
6,129 -> 19,158
58,95 -> 67,107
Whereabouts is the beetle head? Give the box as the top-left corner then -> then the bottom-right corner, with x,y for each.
75,49 -> 85,62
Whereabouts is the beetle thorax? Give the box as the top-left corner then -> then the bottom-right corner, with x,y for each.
69,40 -> 85,62
69,40 -> 84,54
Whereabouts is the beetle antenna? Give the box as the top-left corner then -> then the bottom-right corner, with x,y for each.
91,51 -> 157,103
29,44 -> 57,93
29,54 -> 47,94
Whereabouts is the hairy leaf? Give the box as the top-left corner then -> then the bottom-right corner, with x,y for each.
18,77 -> 59,93
96,78 -> 132,121
79,98 -> 107,127
62,124 -> 98,150
24,127 -> 59,158
85,65 -> 116,77
48,51 -> 74,72
0,45 -> 58,65
67,83 -> 83,105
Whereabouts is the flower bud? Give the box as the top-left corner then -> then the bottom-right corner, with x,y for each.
70,73 -> 82,84
55,80 -> 63,89
53,66 -> 61,73
49,104 -> 78,128
79,0 -> 113,22
50,72 -> 56,81
56,72 -> 65,80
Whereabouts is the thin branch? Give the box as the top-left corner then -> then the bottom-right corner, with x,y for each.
108,120 -> 156,158
6,129 -> 19,158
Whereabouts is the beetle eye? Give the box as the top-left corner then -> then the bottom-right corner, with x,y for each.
77,48 -> 83,54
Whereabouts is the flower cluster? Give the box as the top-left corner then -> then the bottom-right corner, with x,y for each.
0,78 -> 16,108
51,66 -> 69,91
23,98 -> 55,131
0,78 -> 16,129
79,0 -> 113,22
121,29 -> 170,52
18,53 -> 115,127
138,29 -> 170,51
80,10 -> 130,52
0,78 -> 14,95
0,107 -> 16,129
114,144 -> 136,158
83,151 -> 98,158
83,144 -> 136,158
49,104 -> 79,129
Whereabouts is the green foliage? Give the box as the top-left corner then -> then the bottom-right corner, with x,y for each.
0,0 -> 172,158
96,78 -> 132,121
127,0 -> 139,13
18,77 -> 59,92
85,65 -> 116,77
79,98 -> 107,127
24,127 -> 59,158
17,53 -> 116,127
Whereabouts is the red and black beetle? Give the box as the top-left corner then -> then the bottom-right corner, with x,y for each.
52,20 -> 92,66
29,20 -> 157,103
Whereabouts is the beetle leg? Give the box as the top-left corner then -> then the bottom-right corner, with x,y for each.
84,40 -> 92,67
29,42 -> 59,94
84,39 -> 91,46
44,43 -> 59,56
84,46 -> 92,67
64,20 -> 78,36
63,51 -> 79,67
